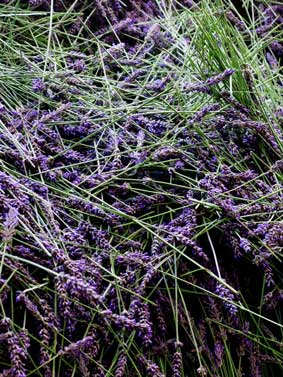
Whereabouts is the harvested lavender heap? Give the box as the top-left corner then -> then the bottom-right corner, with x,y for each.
0,1 -> 283,376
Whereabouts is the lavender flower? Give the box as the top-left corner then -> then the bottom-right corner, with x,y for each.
57,273 -> 103,306
2,206 -> 19,242
60,331 -> 98,358
214,340 -> 224,367
39,325 -> 51,377
215,282 -> 238,316
138,356 -> 165,377
184,68 -> 234,93
29,0 -> 46,7
72,59 -> 87,72
32,78 -> 46,93
266,52 -> 278,69
115,353 -> 127,377
206,69 -> 235,86
135,301 -> 153,346
101,310 -> 143,331
7,330 -> 28,377
188,103 -> 220,125
172,349 -> 183,377
16,293 -> 43,322
0,278 -> 9,301
225,11 -> 245,30
239,238 -> 251,253
197,366 -> 208,376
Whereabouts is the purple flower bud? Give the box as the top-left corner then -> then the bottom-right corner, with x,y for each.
226,11 -> 245,30
138,355 -> 165,377
60,330 -> 98,358
2,206 -> 18,242
71,59 -> 87,72
39,325 -> 51,377
214,341 -> 224,367
215,282 -> 238,316
172,349 -> 182,377
266,52 -> 278,69
239,238 -> 251,253
32,78 -> 46,93
6,330 -> 28,377
115,353 -> 127,377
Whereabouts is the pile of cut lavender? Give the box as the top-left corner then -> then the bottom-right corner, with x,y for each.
0,1 -> 283,376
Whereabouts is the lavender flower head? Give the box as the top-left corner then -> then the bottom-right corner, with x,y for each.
32,78 -> 46,93
2,206 -> 19,242
215,282 -> 238,316
72,59 -> 87,72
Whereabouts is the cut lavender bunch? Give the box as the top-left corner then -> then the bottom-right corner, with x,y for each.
0,0 -> 283,376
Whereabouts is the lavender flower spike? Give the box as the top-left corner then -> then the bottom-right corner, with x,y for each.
205,68 -> 235,87
32,78 -> 46,93
2,206 -> 19,242
215,282 -> 238,316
